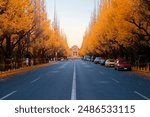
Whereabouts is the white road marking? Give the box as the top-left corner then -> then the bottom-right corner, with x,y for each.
111,78 -> 119,83
30,77 -> 40,84
59,63 -> 68,69
134,91 -> 150,100
51,70 -> 59,73
0,91 -> 17,100
71,62 -> 77,100
99,81 -> 110,84
99,71 -> 104,75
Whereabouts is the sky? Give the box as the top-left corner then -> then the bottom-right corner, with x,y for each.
45,0 -> 99,48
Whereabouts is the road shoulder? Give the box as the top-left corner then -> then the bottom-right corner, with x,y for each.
0,62 -> 54,79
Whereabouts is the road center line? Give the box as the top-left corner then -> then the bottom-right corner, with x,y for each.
71,62 -> 77,100
0,91 -> 17,100
30,78 -> 40,84
134,91 -> 150,100
111,78 -> 119,83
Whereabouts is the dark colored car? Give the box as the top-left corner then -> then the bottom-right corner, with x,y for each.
100,58 -> 106,65
83,55 -> 90,61
115,61 -> 131,71
90,56 -> 96,62
94,57 -> 101,64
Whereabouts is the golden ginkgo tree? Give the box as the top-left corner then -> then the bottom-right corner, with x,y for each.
80,0 -> 150,63
0,0 -> 34,69
0,0 -> 70,70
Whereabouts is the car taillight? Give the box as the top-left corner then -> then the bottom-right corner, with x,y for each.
118,64 -> 123,67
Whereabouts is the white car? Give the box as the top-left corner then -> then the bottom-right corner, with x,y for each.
105,59 -> 115,67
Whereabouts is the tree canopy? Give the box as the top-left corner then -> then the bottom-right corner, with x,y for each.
80,0 -> 150,62
0,0 -> 70,70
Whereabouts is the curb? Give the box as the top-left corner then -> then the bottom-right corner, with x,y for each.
133,70 -> 150,78
0,62 -> 55,79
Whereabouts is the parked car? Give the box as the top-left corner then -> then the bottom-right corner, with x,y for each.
60,57 -> 64,61
105,59 -> 115,67
94,57 -> 101,64
83,55 -> 90,61
100,58 -> 106,65
90,56 -> 96,62
115,60 -> 131,71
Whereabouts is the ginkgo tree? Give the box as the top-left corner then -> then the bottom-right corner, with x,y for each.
0,0 -> 70,70
0,0 -> 34,69
80,0 -> 150,63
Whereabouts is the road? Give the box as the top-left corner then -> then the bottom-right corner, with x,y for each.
0,60 -> 150,100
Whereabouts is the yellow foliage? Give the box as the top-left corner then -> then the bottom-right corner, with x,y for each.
80,0 -> 150,57
0,0 -> 70,61
0,0 -> 33,34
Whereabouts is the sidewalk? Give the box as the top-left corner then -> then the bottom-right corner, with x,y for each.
133,68 -> 150,78
0,62 -> 54,78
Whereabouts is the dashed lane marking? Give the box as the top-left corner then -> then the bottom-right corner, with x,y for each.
99,71 -> 104,75
58,63 -> 68,69
134,91 -> 150,100
50,70 -> 60,73
30,77 -> 40,84
0,91 -> 17,100
111,78 -> 119,83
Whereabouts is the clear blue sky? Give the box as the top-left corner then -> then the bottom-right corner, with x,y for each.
45,0 -> 100,48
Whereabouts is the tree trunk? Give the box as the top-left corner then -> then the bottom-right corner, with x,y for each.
4,35 -> 12,70
16,41 -> 23,68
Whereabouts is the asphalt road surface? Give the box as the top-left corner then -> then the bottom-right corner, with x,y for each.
0,60 -> 150,100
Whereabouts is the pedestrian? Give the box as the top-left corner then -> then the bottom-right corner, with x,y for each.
26,58 -> 29,67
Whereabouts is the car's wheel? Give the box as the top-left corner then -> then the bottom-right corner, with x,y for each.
117,67 -> 119,71
128,68 -> 132,71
